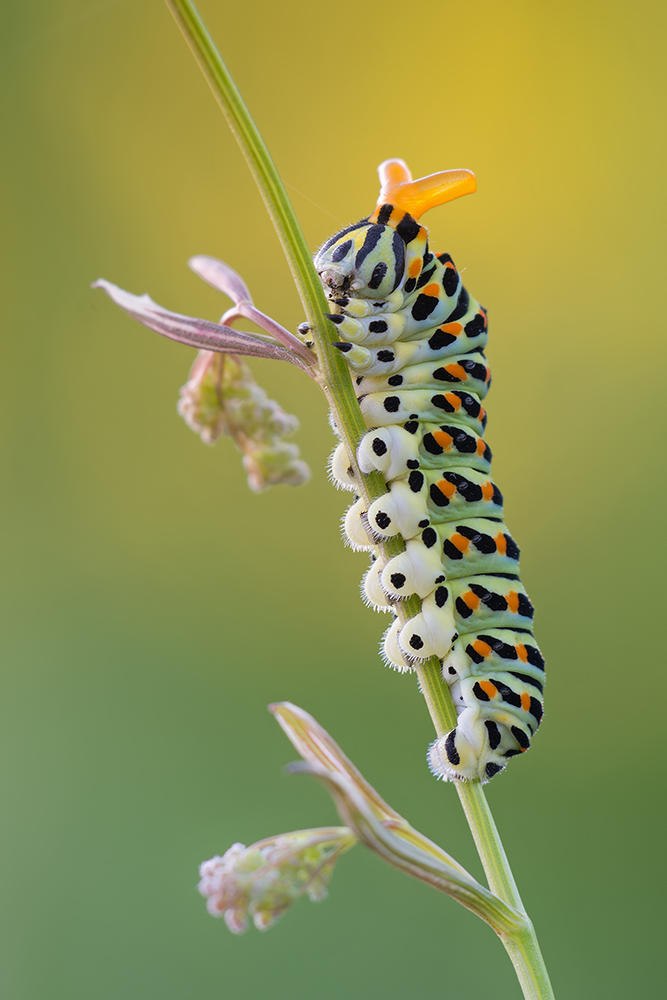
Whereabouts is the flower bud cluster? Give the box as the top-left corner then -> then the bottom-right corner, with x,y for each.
198,828 -> 355,934
178,351 -> 309,491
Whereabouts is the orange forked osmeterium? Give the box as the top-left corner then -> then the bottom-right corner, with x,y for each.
372,158 -> 476,220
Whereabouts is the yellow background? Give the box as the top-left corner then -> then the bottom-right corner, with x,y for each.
2,1 -> 665,996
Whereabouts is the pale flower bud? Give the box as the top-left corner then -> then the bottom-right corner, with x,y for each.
178,351 -> 310,492
177,352 -> 228,444
198,828 -> 356,934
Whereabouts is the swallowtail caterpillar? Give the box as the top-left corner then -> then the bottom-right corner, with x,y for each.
312,160 -> 544,783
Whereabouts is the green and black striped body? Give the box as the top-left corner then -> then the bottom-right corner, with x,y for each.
314,202 -> 544,783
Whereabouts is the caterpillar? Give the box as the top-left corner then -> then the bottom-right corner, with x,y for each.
313,160 -> 544,783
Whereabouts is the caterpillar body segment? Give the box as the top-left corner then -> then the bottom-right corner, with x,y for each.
359,389 -> 486,435
357,423 -> 492,477
365,468 -> 504,539
318,159 -> 544,783
356,352 -> 491,398
378,520 -> 521,597
336,319 -> 488,375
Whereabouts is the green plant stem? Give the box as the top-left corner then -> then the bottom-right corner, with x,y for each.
165,3 -> 554,997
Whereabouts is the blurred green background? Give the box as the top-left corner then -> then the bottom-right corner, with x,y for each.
1,1 -> 665,996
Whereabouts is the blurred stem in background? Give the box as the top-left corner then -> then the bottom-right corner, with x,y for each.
164,1 -> 555,996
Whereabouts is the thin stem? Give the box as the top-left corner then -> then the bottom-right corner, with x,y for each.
164,0 -> 364,443
165,3 -> 554,997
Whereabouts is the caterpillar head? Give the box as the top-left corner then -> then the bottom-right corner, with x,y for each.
314,222 -> 405,299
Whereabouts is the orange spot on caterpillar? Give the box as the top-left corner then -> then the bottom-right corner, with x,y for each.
476,438 -> 487,455
424,282 -> 441,298
507,591 -> 520,613
473,640 -> 492,659
521,692 -> 531,712
479,679 -> 497,698
433,430 -> 453,449
462,590 -> 480,610
516,643 -> 528,662
445,392 -> 461,410
408,259 -> 422,278
444,261 -> 456,269
445,363 -> 467,380
481,481 -> 495,501
441,322 -> 463,334
450,532 -> 470,553
495,533 -> 507,556
435,478 -> 457,498
478,308 -> 487,328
